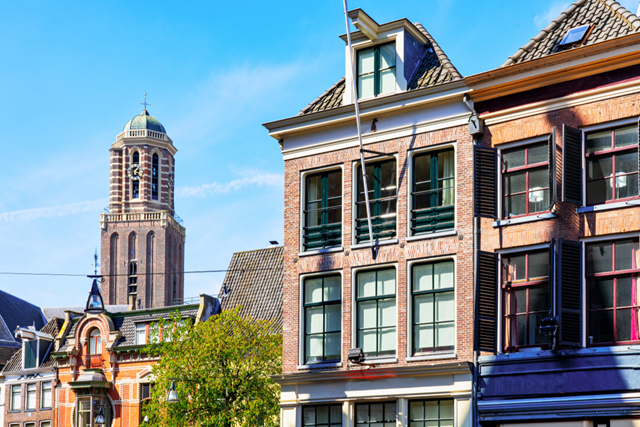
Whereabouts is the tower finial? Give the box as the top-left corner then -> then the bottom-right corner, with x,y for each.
93,249 -> 100,276
140,92 -> 151,112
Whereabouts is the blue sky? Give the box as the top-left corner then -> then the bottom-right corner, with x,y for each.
1,0 -> 637,308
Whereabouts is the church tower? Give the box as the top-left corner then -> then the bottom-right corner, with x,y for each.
100,99 -> 185,309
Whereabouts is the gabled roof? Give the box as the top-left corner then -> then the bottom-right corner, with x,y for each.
2,317 -> 64,373
0,289 -> 45,344
218,246 -> 283,331
503,0 -> 640,67
298,23 -> 461,116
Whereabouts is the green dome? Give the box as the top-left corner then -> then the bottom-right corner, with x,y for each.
123,109 -> 166,133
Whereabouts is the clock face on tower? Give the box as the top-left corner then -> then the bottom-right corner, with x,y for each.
127,164 -> 143,181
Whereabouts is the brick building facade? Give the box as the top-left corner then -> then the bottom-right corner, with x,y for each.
265,9 -> 477,427
99,107 -> 185,309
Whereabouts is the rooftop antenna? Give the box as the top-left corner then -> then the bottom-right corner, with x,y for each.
140,92 -> 151,112
343,0 -> 376,259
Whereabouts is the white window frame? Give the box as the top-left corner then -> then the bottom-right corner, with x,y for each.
40,381 -> 52,409
298,270 -> 344,370
39,422 -> 52,427
495,243 -> 550,354
351,153 -> 400,248
25,383 -> 36,411
351,263 -> 399,363
22,338 -> 40,370
10,384 -> 21,411
135,323 -> 147,345
354,39 -> 399,101
299,164 -> 345,256
406,142 -> 458,241
406,255 -> 458,361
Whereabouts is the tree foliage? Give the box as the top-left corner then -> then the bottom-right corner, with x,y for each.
142,308 -> 281,427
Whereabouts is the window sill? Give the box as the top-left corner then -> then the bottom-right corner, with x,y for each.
407,230 -> 457,242
577,199 -> 640,213
351,239 -> 398,250
493,212 -> 556,227
298,246 -> 344,257
406,353 -> 457,362
359,357 -> 398,365
297,362 -> 342,370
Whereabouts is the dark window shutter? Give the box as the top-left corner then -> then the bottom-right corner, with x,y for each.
475,251 -> 498,353
474,146 -> 497,218
562,125 -> 583,205
548,239 -> 555,314
548,127 -> 557,209
637,118 -> 640,196
24,340 -> 37,368
557,239 -> 582,347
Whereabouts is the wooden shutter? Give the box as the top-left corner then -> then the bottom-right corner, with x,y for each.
548,127 -> 557,209
562,125 -> 583,204
475,251 -> 498,353
474,146 -> 497,218
557,239 -> 582,347
548,239 -> 556,315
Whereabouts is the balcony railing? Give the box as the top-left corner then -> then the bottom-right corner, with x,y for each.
100,211 -> 186,236
85,354 -> 104,369
173,297 -> 200,306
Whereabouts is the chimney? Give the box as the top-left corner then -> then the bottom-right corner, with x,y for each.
128,295 -> 136,311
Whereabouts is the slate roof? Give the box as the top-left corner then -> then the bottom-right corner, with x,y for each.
0,289 -> 45,343
218,246 -> 283,331
2,317 -> 64,373
298,23 -> 461,116
42,305 -> 129,323
0,346 -> 19,369
503,0 -> 640,67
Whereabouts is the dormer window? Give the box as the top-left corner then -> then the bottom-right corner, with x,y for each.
89,329 -> 102,355
357,42 -> 396,99
23,339 -> 38,369
559,24 -> 591,47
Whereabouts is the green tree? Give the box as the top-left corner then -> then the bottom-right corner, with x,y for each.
142,308 -> 282,427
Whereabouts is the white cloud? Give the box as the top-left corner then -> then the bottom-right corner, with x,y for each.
0,199 -> 108,222
176,173 -> 283,198
534,1 -> 571,29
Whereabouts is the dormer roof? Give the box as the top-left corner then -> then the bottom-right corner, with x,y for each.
298,21 -> 461,116
502,0 -> 640,67
1,317 -> 64,373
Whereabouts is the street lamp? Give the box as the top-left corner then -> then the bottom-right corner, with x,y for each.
166,380 -> 179,403
94,406 -> 105,425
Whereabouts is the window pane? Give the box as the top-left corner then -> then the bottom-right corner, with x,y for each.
589,310 -> 614,343
414,154 -> 432,185
380,161 -> 397,198
528,143 -> 547,165
587,242 -> 613,274
587,178 -> 611,205
306,335 -> 323,361
529,168 -> 548,191
357,405 -> 369,423
384,402 -> 396,421
360,329 -> 377,354
325,304 -> 341,332
331,405 -> 342,423
415,324 -> 434,352
380,43 -> 396,68
317,406 -> 329,424
517,315 -> 526,346
615,126 -> 638,148
415,294 -> 434,324
378,298 -> 396,328
304,407 -> 316,425
410,402 -> 423,421
504,194 -> 526,217
413,264 -> 433,292
503,254 -> 526,283
324,333 -> 340,360
618,174 -> 638,199
379,328 -> 396,352
358,47 -> 375,74
438,150 -> 455,179
504,171 -> 526,194
615,240 -> 636,271
617,308 -> 632,341
306,306 -> 324,334
503,148 -> 525,169
359,300 -> 377,329
424,400 -> 438,419
528,251 -> 549,280
616,151 -> 638,175
436,323 -> 455,349
324,276 -> 341,302
440,400 -> 454,419
529,286 -> 549,312
306,278 -> 323,303
515,288 -> 527,314
588,156 -> 612,180
327,170 -> 342,198
531,312 -> 546,345
434,262 -> 454,289
617,276 -> 633,307
377,269 -> 396,296
435,292 -> 454,322
587,130 -> 612,153
136,325 -> 146,345
380,68 -> 396,94
370,403 -> 383,422
358,74 -> 375,99
358,271 -> 376,297
307,175 -> 322,202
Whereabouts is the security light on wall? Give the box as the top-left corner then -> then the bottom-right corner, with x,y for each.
348,348 -> 365,363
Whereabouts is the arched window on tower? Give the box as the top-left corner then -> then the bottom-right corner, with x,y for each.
152,153 -> 159,201
109,233 -> 119,304
146,231 -> 155,308
128,232 -> 137,297
131,151 -> 140,199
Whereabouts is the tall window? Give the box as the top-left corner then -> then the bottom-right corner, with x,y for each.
41,381 -> 52,409
409,399 -> 454,427
304,170 -> 342,251
356,159 -> 397,243
109,233 -> 119,305
136,324 -> 147,345
304,275 -> 341,364
152,153 -> 159,200
356,268 -> 396,357
586,125 -> 638,205
132,151 -> 140,199
89,329 -> 102,355
25,383 -> 36,410
129,232 -> 137,295
357,42 -> 396,99
146,232 -> 155,308
502,250 -> 550,350
11,385 -> 21,411
412,149 -> 455,235
355,402 -> 396,426
76,397 -> 111,427
24,339 -> 38,369
303,405 -> 342,427
502,143 -> 549,218
587,238 -> 640,345
412,261 -> 455,355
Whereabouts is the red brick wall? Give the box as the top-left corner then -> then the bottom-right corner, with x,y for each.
282,124 -> 475,374
4,379 -> 55,426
